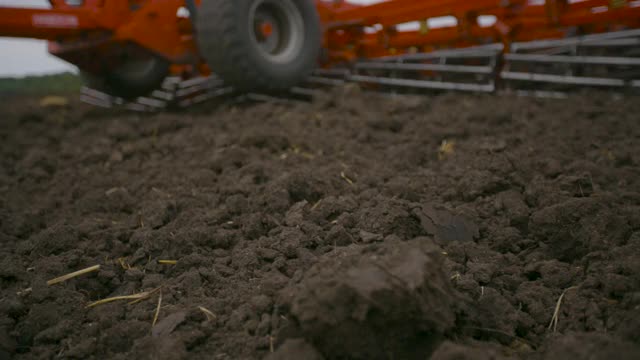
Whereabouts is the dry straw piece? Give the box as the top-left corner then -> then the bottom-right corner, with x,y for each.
340,171 -> 354,185
158,260 -> 178,265
548,286 -> 578,332
47,265 -> 101,286
152,291 -> 163,327
198,306 -> 217,321
438,139 -> 456,160
87,287 -> 160,308
129,287 -> 162,305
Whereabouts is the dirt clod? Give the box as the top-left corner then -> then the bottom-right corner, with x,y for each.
279,240 -> 455,359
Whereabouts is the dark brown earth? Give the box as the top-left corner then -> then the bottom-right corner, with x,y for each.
1,88 -> 639,360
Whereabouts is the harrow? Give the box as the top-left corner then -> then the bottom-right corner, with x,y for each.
1,0 -> 639,109
79,75 -> 233,111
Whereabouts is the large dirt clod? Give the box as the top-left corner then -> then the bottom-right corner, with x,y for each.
278,239 -> 456,359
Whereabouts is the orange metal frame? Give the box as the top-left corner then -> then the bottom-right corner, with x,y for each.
0,0 -> 638,77
318,0 -> 640,62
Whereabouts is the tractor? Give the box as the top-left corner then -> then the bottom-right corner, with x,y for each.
1,0 -> 638,104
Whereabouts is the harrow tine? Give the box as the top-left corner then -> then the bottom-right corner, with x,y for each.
176,86 -> 234,107
501,72 -> 626,87
150,90 -> 175,102
80,87 -> 115,108
505,53 -> 640,66
80,74 -> 235,111
178,75 -> 223,89
377,43 -> 503,62
510,28 -> 640,52
581,38 -> 640,47
136,97 -> 167,109
79,95 -> 113,108
355,62 -> 494,74
350,74 -> 495,92
509,90 -> 569,99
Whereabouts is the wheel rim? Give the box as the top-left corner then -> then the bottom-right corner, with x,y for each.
249,0 -> 305,64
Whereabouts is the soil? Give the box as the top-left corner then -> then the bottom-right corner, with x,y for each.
1,88 -> 639,360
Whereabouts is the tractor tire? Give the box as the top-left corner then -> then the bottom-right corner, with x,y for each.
196,0 -> 321,93
81,56 -> 169,100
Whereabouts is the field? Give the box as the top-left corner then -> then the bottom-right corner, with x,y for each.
0,73 -> 81,96
1,85 -> 639,359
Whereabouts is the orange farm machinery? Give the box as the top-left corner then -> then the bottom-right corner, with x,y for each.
1,0 -> 639,108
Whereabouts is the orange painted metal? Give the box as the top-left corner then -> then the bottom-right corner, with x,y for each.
0,0 -> 638,78
319,0 -> 640,64
0,7 -> 104,39
0,0 -> 194,76
112,2 -> 195,63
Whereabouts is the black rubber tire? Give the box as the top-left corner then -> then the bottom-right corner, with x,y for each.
196,0 -> 321,93
81,56 -> 169,100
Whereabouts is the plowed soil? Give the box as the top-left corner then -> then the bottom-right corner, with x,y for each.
1,88 -> 639,360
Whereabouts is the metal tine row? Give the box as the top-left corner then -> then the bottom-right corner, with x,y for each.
348,75 -> 496,92
177,86 -> 234,107
81,73 -> 320,110
308,29 -> 640,94
80,75 -> 233,111
354,62 -> 494,74
503,29 -> 640,89
375,43 -> 504,62
309,43 -> 501,93
510,28 -> 640,52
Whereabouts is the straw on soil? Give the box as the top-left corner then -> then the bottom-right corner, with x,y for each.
129,287 -> 162,305
548,286 -> 578,332
158,260 -> 178,265
118,257 -> 132,270
47,265 -> 101,286
152,291 -> 163,327
438,139 -> 456,160
340,171 -> 354,185
86,287 -> 160,308
198,306 -> 217,321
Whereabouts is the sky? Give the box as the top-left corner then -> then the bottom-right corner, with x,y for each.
0,0 -> 463,77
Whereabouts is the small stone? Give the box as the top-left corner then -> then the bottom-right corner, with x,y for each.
359,230 -> 383,243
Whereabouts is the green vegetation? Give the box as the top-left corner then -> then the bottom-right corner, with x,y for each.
0,72 -> 82,95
